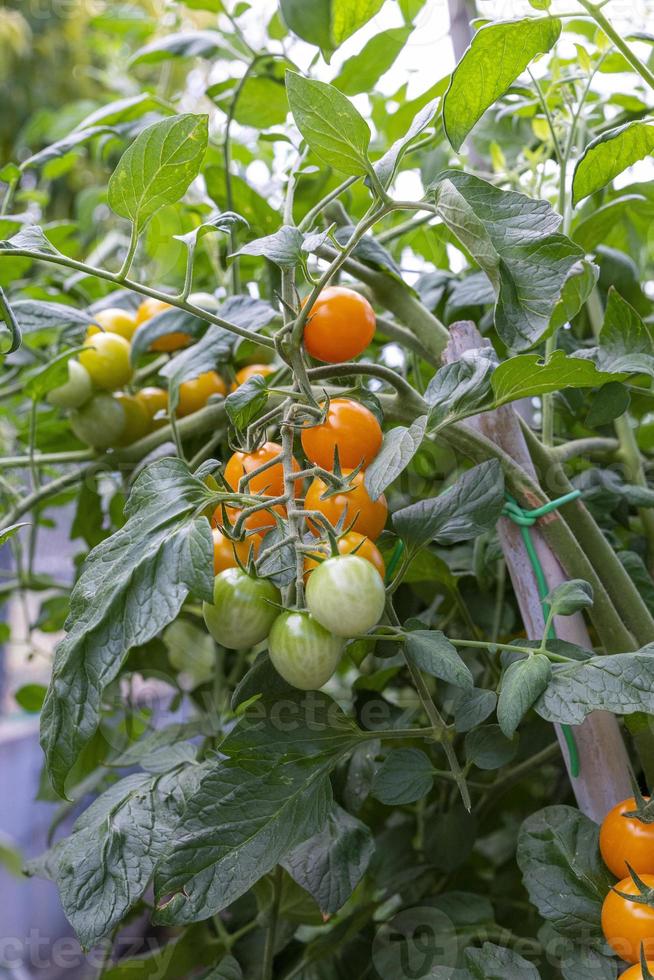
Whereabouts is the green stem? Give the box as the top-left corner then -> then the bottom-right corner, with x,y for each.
1,449 -> 96,469
261,866 -> 283,980
577,0 -> 654,91
452,637 -> 572,664
0,247 -> 273,347
117,223 -> 139,280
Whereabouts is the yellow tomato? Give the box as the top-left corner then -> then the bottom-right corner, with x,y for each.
135,298 -> 190,352
79,332 -> 133,390
86,307 -> 137,342
113,393 -> 151,445
177,371 -> 226,417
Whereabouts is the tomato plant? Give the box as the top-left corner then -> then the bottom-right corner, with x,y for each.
3,2 -> 654,977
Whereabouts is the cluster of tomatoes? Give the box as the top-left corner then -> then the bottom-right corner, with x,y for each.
600,796 -> 654,973
47,297 -> 254,449
203,286 -> 389,689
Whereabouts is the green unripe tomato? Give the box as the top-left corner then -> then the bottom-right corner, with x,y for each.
46,360 -> 93,409
306,555 -> 386,638
79,331 -> 132,390
113,392 -> 151,446
69,393 -> 126,449
202,568 -> 280,649
268,611 -> 343,690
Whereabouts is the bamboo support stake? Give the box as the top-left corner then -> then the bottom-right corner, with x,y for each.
443,322 -> 631,821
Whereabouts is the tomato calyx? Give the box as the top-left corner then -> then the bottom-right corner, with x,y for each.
612,870 -> 654,908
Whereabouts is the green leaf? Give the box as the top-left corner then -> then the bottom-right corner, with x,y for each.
208,75 -> 289,129
443,17 -> 561,151
286,72 -> 371,176
545,579 -> 593,617
205,167 -> 279,236
497,655 -> 551,738
225,374 -> 270,430
201,956 -> 243,980
0,522 -> 29,547
280,0 -> 385,57
560,947 -> 618,980
372,748 -> 434,805
535,647 -> 654,724
364,415 -> 428,501
333,224 -> 403,279
549,259 -> 599,333
426,348 -> 496,428
161,330 -> 231,414
572,119 -> 654,205
393,460 -> 505,551
491,350 -> 626,405
130,31 -> 231,66
15,683 -> 47,713
465,724 -> 518,770
334,27 -> 411,96
129,307 -> 206,362
102,924 -> 218,980
453,687 -> 498,733
75,94 -> 174,130
282,804 -> 373,912
465,942 -> 541,978
374,95 -> 441,189
573,194 -> 650,252
9,299 -> 92,333
108,114 -> 209,232
40,459 -> 214,798
154,692 -> 360,924
434,171 -> 584,351
517,805 -> 612,938
20,127 -> 113,171
405,630 -> 473,690
24,346 -> 84,401
27,769 -> 200,948
580,287 -> 654,378
232,225 -> 304,268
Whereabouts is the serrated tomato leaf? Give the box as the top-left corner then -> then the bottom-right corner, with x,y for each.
40,459 -> 214,797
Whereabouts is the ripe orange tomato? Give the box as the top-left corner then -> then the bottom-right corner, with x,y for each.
212,527 -> 262,575
224,441 -> 300,531
135,386 -> 168,428
177,371 -> 226,418
305,531 -> 385,579
113,393 -> 151,446
602,874 -> 654,963
231,364 -> 275,391
623,964 -> 654,979
600,798 -> 654,880
135,298 -> 190,352
79,332 -> 132,390
301,398 -> 382,470
303,286 -> 375,363
304,469 -> 387,541
86,307 -> 137,342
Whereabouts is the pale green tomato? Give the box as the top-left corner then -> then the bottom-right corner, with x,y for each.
69,393 -> 126,448
268,611 -> 343,690
306,555 -> 386,637
202,568 -> 280,649
46,360 -> 93,409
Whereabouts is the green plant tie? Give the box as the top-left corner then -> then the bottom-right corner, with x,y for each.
502,489 -> 582,778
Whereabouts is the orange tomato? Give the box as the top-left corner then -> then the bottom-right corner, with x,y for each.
212,527 -> 262,575
602,874 -> 654,963
135,298 -> 190,352
623,964 -> 654,979
304,469 -> 387,541
231,363 -> 275,391
86,307 -> 137,342
301,398 -> 382,470
305,531 -> 385,579
303,286 -> 375,363
224,441 -> 300,531
177,371 -> 226,418
135,386 -> 168,428
600,798 -> 654,880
